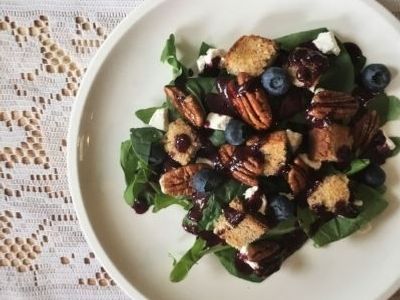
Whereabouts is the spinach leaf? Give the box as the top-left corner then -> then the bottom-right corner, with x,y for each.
214,179 -> 247,204
123,166 -> 151,206
263,217 -> 298,238
352,52 -> 366,76
198,195 -> 222,231
165,99 -> 181,121
209,130 -> 226,146
344,159 -> 370,175
275,28 -> 327,51
297,206 -> 318,236
186,77 -> 216,103
153,194 -> 192,212
120,140 -> 138,184
135,103 -> 166,124
318,42 -> 355,92
170,238 -> 228,282
367,94 -> 400,125
312,183 -> 388,247
160,34 -> 188,79
170,238 -> 207,282
199,42 -> 214,56
389,136 -> 400,157
214,248 -> 264,282
259,176 -> 291,195
130,127 -> 164,163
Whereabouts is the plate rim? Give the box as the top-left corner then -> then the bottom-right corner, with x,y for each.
66,1 -> 400,299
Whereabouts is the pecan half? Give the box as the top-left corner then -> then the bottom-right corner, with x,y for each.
245,240 -> 281,263
230,73 -> 273,130
308,90 -> 359,122
286,156 -> 310,195
218,144 -> 263,186
164,86 -> 205,127
159,164 -> 207,196
353,110 -> 380,152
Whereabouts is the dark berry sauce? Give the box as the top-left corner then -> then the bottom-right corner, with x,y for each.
223,207 -> 245,226
175,134 -> 191,153
132,199 -> 150,214
245,188 -> 264,213
198,231 -> 223,247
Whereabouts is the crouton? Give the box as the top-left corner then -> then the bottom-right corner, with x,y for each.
163,119 -> 200,165
225,35 -> 278,76
214,198 -> 268,249
247,131 -> 289,176
307,174 -> 350,213
309,124 -> 353,162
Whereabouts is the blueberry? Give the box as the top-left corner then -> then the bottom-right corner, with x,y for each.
261,67 -> 291,96
149,143 -> 167,166
361,163 -> 386,188
224,119 -> 250,145
192,169 -> 222,193
269,195 -> 294,221
361,64 -> 391,92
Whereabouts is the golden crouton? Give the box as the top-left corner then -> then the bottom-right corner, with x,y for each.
309,124 -> 353,162
307,174 -> 350,213
225,35 -> 279,76
214,198 -> 268,249
247,131 -> 289,176
163,119 -> 200,165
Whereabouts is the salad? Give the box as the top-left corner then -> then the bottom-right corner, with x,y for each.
120,28 -> 400,282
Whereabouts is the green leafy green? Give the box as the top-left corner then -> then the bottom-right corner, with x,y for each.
170,238 -> 207,282
199,42 -> 214,56
186,77 -> 216,103
160,34 -> 188,79
198,195 -> 221,231
214,179 -> 247,204
367,94 -> 400,125
135,104 -> 166,124
130,127 -> 164,163
345,159 -> 370,175
389,137 -> 400,157
170,238 -> 228,282
214,248 -> 264,282
318,43 -> 355,92
352,52 -> 366,76
209,130 -> 226,146
312,183 -> 388,247
263,218 -> 298,238
275,28 -> 327,51
297,206 -> 318,236
153,194 -> 192,212
165,99 -> 181,121
120,140 -> 138,184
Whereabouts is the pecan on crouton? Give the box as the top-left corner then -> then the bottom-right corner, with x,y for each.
307,174 -> 350,214
309,124 -> 353,162
225,35 -> 278,76
163,119 -> 200,165
214,198 -> 268,249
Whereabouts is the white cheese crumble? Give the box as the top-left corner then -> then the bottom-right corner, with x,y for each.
206,112 -> 232,131
286,129 -> 303,152
382,129 -> 396,150
298,153 -> 322,170
239,246 -> 260,270
195,157 -> 213,167
312,31 -> 341,56
149,108 -> 169,131
196,48 -> 226,73
243,186 -> 268,215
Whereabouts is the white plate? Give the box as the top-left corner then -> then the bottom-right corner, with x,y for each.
67,0 -> 400,299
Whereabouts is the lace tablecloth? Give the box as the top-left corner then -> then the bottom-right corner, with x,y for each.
0,0 -> 399,299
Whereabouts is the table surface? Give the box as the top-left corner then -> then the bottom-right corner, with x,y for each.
0,0 -> 399,299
